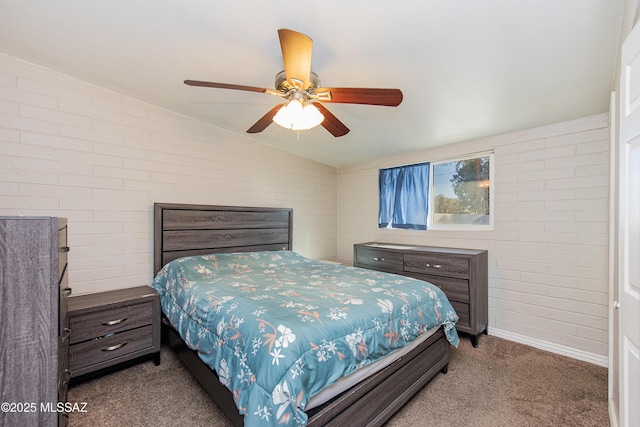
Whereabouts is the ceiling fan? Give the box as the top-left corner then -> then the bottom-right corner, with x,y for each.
184,29 -> 403,137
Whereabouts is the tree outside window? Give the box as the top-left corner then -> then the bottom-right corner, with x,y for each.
431,155 -> 492,228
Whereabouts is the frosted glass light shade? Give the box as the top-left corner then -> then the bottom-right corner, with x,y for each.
273,99 -> 324,130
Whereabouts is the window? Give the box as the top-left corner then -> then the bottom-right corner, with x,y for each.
378,153 -> 493,231
429,154 -> 493,229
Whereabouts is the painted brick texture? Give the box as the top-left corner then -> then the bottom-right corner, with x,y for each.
337,114 -> 610,362
0,53 -> 337,295
1,51 -> 610,364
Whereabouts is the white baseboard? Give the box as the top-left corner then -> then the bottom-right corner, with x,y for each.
488,328 -> 608,368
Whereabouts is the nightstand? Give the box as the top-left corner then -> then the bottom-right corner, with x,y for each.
68,286 -> 161,378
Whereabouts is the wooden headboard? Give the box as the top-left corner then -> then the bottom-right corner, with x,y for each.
153,203 -> 293,274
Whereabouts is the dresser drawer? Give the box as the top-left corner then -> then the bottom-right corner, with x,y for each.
355,247 -> 403,271
70,301 -> 153,344
450,301 -> 470,330
407,273 -> 470,303
58,224 -> 68,283
404,253 -> 469,277
70,325 -> 154,371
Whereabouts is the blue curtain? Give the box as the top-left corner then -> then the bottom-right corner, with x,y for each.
378,162 -> 430,230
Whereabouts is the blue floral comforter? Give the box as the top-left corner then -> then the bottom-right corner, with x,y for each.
152,251 -> 458,427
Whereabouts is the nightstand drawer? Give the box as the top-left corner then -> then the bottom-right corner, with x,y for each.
70,325 -> 154,371
355,247 -> 404,271
404,254 -> 469,277
70,301 -> 153,344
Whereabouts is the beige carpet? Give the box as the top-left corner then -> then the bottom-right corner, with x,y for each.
68,335 -> 608,427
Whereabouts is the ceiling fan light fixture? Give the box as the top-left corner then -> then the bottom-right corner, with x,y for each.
273,99 -> 324,130
185,29 -> 402,137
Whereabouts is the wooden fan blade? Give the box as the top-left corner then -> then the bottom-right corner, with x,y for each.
315,87 -> 403,106
278,29 -> 313,90
184,80 -> 267,93
246,104 -> 284,134
313,103 -> 350,137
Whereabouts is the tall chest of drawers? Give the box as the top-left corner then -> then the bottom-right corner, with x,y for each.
354,242 -> 488,347
0,217 -> 71,427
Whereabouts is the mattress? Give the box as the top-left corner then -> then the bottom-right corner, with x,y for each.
306,324 -> 439,409
152,251 -> 458,427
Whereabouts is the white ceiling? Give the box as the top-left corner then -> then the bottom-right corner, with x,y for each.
0,0 -> 624,167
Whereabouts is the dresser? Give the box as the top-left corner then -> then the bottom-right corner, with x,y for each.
354,242 -> 488,347
68,286 -> 160,379
0,217 -> 71,427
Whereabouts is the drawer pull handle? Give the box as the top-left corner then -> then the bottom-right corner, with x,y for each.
62,368 -> 72,385
63,287 -> 72,296
102,317 -> 127,326
60,246 -> 70,253
102,342 -> 127,352
62,328 -> 71,342
373,257 -> 385,261
433,264 -> 442,269
425,263 -> 430,267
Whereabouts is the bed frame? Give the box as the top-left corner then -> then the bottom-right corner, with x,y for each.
153,202 -> 450,426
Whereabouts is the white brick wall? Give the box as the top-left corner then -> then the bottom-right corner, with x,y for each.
337,114 -> 610,364
0,51 -> 610,364
0,53 -> 337,295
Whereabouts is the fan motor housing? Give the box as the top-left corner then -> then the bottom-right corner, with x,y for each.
275,70 -> 320,93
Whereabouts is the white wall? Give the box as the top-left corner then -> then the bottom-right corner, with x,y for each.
338,114 -> 610,365
0,51 -> 611,365
0,53 -> 337,295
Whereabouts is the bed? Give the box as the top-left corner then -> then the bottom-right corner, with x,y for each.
152,203 -> 458,426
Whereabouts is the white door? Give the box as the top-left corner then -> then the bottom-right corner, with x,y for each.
618,20 -> 640,427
